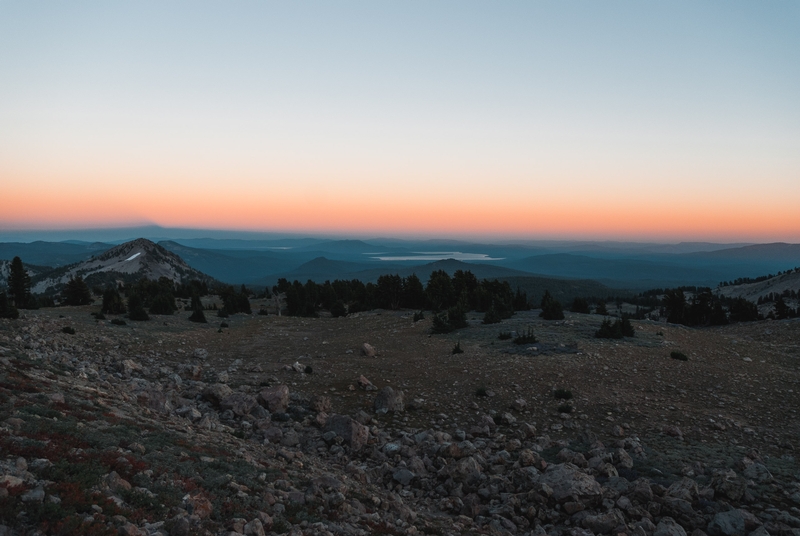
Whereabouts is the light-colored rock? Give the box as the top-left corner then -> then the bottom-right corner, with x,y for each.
258,384 -> 289,413
654,517 -> 688,536
538,463 -> 602,504
374,386 -> 404,413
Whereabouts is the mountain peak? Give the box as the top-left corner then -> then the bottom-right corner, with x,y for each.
31,238 -> 215,294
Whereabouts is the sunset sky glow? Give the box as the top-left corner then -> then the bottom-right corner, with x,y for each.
1,2 -> 799,242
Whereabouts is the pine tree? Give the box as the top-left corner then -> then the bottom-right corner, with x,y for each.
188,294 -> 207,323
7,257 -> 31,309
539,291 -> 565,320
0,292 -> 19,319
63,276 -> 93,306
101,287 -> 126,314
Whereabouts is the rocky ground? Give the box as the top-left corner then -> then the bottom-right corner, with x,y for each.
1,304 -> 799,536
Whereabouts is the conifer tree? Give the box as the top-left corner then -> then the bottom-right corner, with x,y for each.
7,256 -> 31,309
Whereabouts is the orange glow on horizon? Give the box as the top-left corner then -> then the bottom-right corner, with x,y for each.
2,170 -> 799,243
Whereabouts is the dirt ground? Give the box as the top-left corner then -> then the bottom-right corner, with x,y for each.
23,302 -> 799,478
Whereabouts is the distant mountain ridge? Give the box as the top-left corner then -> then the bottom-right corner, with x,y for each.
30,239 -> 215,294
716,269 -> 800,302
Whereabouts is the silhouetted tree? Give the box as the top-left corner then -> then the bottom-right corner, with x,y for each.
63,276 -> 92,306
662,289 -> 686,324
728,297 -> 759,323
188,294 -> 207,323
127,294 -> 149,321
570,297 -> 591,314
425,270 -> 454,311
101,287 -> 126,315
0,292 -> 19,319
7,257 -> 31,309
401,274 -> 426,309
539,291 -> 564,320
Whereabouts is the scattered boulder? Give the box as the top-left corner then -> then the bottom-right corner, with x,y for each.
258,384 -> 290,413
538,463 -> 603,504
374,386 -> 404,413
357,375 -> 377,391
361,343 -> 377,357
707,510 -> 746,536
325,415 -> 369,451
202,383 -> 233,406
220,393 -> 258,416
655,517 -> 688,536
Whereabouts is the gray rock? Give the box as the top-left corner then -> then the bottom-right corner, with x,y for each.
374,386 -> 404,414
202,383 -> 233,406
361,343 -> 377,357
708,510 -> 746,536
711,469 -> 747,502
583,508 -> 626,534
244,518 -> 265,536
325,415 -> 369,451
742,463 -> 773,483
21,486 -> 45,503
220,393 -> 257,416
393,468 -> 415,486
258,384 -> 289,413
655,517 -> 688,536
538,463 -> 603,504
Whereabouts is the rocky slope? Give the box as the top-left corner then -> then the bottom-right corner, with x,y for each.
716,270 -> 800,303
30,239 -> 216,295
1,306 -> 799,536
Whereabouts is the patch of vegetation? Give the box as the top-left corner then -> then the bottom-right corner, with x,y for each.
110,318 -> 127,326
558,403 -> 573,413
553,388 -> 573,400
513,328 -> 538,345
539,291 -> 565,320
595,317 -> 635,339
670,351 -> 688,361
430,304 -> 468,334
412,311 -> 424,322
61,326 -> 75,335
570,297 -> 591,314
497,331 -> 512,340
475,386 -> 488,397
482,307 -> 503,324
452,341 -> 464,354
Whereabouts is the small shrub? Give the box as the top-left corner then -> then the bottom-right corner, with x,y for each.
430,312 -> 453,334
557,404 -> 573,413
540,291 -> 565,320
413,311 -> 425,322
91,312 -> 106,320
188,308 -> 207,323
595,317 -> 635,339
452,341 -> 464,354
498,331 -> 512,340
217,308 -> 229,318
304,365 -> 313,374
110,318 -> 126,326
670,351 -> 688,361
257,308 -> 270,316
475,386 -> 488,397
553,388 -> 573,400
482,307 -> 502,325
61,326 -> 75,335
513,328 -> 538,345
220,322 -> 229,328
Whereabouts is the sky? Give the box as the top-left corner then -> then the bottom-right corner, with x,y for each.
1,2 -> 799,242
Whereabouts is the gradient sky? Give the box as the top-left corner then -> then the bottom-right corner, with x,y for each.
1,2 -> 799,242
